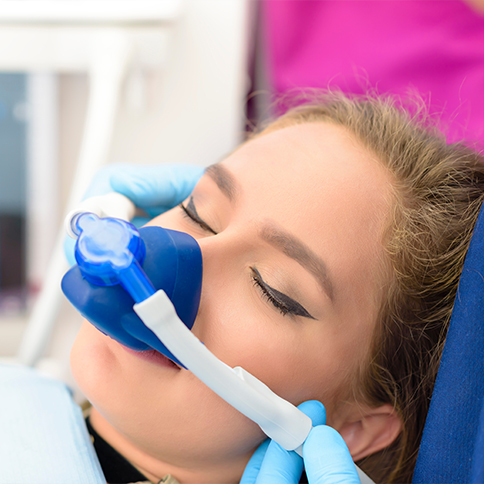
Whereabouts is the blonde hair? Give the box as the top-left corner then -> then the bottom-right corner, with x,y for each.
255,91 -> 484,483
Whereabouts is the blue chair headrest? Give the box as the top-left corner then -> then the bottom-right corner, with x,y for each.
413,204 -> 484,483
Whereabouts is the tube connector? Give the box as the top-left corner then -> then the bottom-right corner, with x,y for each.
72,213 -> 155,302
65,192 -> 136,239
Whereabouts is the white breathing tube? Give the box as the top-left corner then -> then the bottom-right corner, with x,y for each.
66,193 -> 374,483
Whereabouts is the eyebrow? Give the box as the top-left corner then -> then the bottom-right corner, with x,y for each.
205,164 -> 334,301
205,164 -> 239,202
260,223 -> 335,302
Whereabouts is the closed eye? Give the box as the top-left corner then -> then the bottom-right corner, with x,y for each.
179,197 -> 217,235
251,267 -> 315,320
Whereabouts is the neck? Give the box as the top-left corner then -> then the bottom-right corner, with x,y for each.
89,408 -> 251,483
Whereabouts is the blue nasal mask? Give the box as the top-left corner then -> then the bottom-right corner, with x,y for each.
62,212 -> 202,368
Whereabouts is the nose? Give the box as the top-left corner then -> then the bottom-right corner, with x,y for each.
189,228 -> 253,338
196,225 -> 255,282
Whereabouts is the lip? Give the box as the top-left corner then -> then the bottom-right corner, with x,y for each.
121,345 -> 181,370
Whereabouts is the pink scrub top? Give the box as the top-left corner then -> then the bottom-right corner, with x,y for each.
262,0 -> 484,144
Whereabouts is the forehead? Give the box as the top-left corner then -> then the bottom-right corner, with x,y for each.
223,122 -> 393,227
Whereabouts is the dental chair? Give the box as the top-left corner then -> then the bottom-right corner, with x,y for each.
2,204 -> 484,483
412,205 -> 484,484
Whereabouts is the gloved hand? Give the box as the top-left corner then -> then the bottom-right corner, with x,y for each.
240,400 -> 361,484
64,163 -> 204,265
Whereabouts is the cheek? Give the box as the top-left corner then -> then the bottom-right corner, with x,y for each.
251,331 -> 358,412
70,322 -> 116,401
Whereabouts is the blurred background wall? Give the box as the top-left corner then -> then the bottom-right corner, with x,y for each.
0,0 -> 253,385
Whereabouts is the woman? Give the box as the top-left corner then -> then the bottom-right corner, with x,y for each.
70,91 -> 484,483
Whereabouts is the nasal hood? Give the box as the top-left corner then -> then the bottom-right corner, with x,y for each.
62,224 -> 203,367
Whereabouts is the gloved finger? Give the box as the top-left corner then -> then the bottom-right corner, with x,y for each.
240,440 -> 270,484
297,400 -> 326,427
303,426 -> 360,484
110,164 -> 204,210
130,216 -> 152,228
255,440 -> 303,484
240,401 -> 326,484
248,401 -> 325,484
82,164 -> 127,199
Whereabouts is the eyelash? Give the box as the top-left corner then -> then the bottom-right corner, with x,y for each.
179,201 -> 217,235
251,268 -> 291,317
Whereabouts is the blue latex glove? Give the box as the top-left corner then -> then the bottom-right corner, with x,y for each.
240,401 -> 361,484
64,163 -> 204,266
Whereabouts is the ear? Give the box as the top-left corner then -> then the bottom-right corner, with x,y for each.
335,404 -> 402,461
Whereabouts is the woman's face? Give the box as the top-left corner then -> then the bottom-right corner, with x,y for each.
71,122 -> 395,482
